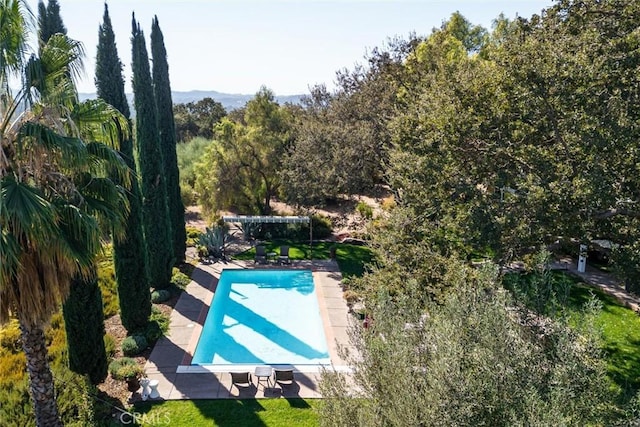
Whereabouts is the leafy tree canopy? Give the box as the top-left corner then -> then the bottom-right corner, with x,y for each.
173,97 -> 227,142
195,86 -> 291,216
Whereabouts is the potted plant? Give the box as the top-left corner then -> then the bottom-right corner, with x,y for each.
109,357 -> 145,392
121,364 -> 145,392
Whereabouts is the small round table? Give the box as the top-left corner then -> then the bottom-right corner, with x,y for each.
254,366 -> 272,389
148,379 -> 160,399
140,378 -> 150,400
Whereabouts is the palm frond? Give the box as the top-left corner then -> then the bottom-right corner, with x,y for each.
0,176 -> 59,244
0,0 -> 33,87
71,99 -> 130,147
18,120 -> 87,159
23,34 -> 84,111
76,176 -> 129,222
39,33 -> 84,88
7,244 -> 75,326
85,141 -> 131,187
54,202 -> 100,268
21,53 -> 43,106
0,84 -> 28,139
0,228 -> 21,286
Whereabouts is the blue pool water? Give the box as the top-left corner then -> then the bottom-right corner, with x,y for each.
192,269 -> 330,365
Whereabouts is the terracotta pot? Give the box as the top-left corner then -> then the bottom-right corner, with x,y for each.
127,377 -> 141,392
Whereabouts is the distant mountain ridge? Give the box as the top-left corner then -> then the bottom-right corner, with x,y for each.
79,90 -> 304,112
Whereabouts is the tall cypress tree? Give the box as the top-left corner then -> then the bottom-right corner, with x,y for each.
37,1 -> 108,383
62,270 -> 107,384
45,0 -> 66,34
131,14 -> 174,288
151,16 -> 186,264
96,3 -> 151,332
37,0 -> 66,51
36,1 -> 48,50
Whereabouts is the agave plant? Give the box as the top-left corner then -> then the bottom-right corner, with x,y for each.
197,225 -> 229,259
240,221 -> 260,241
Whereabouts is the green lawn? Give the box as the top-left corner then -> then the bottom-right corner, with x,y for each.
233,239 -> 374,278
505,270 -> 640,396
568,283 -> 640,392
132,398 -> 320,426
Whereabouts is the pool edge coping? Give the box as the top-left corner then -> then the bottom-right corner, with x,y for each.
143,259 -> 354,400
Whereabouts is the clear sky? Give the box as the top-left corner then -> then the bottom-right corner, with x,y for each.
26,0 -> 553,95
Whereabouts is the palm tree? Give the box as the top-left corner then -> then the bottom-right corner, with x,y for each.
0,2 -> 130,425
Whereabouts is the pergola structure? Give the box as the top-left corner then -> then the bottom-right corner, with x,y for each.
222,215 -> 312,259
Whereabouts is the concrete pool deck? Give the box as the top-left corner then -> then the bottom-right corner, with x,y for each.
140,259 -> 354,401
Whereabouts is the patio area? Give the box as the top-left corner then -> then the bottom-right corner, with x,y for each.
139,259 -> 353,401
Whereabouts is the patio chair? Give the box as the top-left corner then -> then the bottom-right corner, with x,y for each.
278,246 -> 290,264
273,369 -> 295,386
230,372 -> 253,390
255,245 -> 267,264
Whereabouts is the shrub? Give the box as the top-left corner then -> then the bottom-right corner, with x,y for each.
241,221 -> 260,240
343,290 -> 360,305
0,351 -> 26,387
121,335 -> 148,356
151,289 -> 171,304
176,263 -> 195,279
150,307 -> 170,334
45,313 -> 68,369
164,282 -> 185,298
0,320 -> 21,352
356,201 -> 374,219
97,255 -> 119,318
197,245 -> 209,259
320,263 -> 613,426
381,195 -> 396,211
0,367 -> 99,427
54,367 -> 96,427
145,321 -> 164,344
186,226 -> 202,239
171,271 -> 191,289
611,243 -> 640,295
309,214 -> 333,239
109,357 -> 144,381
0,374 -> 31,426
185,226 -> 202,247
104,334 -> 117,359
180,183 -> 196,207
257,222 -> 287,240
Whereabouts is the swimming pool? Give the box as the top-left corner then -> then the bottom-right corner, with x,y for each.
191,269 -> 330,366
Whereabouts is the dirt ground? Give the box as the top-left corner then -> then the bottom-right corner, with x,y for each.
97,295 -> 178,409
185,187 -> 391,237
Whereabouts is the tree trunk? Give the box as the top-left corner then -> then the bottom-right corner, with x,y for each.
18,315 -> 62,427
263,185 -> 272,215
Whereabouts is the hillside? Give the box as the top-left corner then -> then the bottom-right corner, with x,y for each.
79,90 -> 304,113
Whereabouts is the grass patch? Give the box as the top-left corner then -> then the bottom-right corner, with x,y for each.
335,244 -> 374,278
567,283 -> 640,392
504,270 -> 640,396
132,398 -> 320,426
233,240 -> 374,278
233,240 -> 331,261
